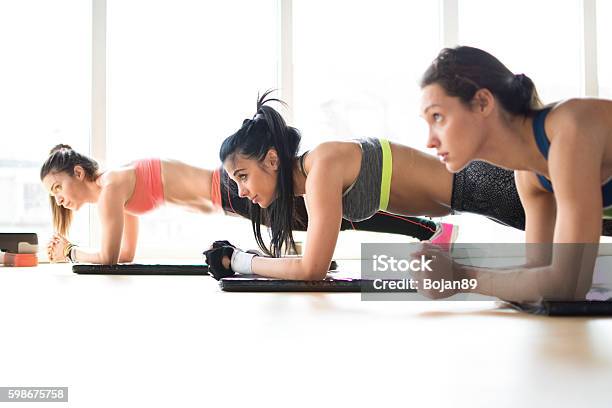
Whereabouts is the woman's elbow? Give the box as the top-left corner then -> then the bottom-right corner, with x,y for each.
117,247 -> 136,263
99,251 -> 121,265
538,274 -> 587,301
300,263 -> 328,281
118,254 -> 135,263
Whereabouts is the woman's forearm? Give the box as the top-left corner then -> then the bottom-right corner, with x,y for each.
457,262 -> 589,302
251,256 -> 327,280
72,247 -> 127,264
71,247 -> 103,264
457,263 -> 547,302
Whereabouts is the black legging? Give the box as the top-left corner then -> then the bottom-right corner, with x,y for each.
218,161 -> 612,239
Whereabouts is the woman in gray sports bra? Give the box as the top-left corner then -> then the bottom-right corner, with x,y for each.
201,92 -> 491,280
204,93 -> 464,280
299,138 -> 405,223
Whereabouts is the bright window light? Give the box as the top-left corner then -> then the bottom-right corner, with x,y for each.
0,0 -> 91,247
458,0 -> 583,102
597,0 -> 612,97
107,0 -> 278,256
293,0 -> 440,152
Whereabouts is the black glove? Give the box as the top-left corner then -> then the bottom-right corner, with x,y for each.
211,240 -> 263,256
211,240 -> 236,249
203,245 -> 235,280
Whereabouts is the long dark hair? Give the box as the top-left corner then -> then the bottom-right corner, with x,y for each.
219,90 -> 303,257
40,144 -> 99,237
421,46 -> 543,116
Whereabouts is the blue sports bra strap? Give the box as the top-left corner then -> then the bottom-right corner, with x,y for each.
533,108 -> 552,159
537,174 -> 553,192
602,179 -> 612,207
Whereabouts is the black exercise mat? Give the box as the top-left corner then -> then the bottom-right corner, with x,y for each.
506,300 -> 612,316
72,261 -> 339,277
73,263 -> 209,275
219,275 -> 417,293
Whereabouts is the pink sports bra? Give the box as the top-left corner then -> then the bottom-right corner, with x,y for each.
124,159 -> 165,215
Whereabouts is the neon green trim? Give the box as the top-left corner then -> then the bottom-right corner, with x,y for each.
379,139 -> 392,211
603,207 -> 612,219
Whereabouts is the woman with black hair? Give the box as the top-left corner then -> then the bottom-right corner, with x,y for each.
203,91 -> 529,280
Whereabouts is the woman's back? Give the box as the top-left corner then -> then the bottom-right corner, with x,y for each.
157,159 -> 214,213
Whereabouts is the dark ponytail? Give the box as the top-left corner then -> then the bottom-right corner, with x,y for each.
40,144 -> 99,237
219,90 -> 303,257
421,46 -> 542,116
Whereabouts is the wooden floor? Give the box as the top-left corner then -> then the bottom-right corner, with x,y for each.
1,262 -> 611,408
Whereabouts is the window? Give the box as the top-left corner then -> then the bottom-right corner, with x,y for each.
106,0 -> 279,255
597,0 -> 612,98
0,0 -> 91,247
291,1 -> 446,251
458,0 -> 583,103
293,0 -> 440,152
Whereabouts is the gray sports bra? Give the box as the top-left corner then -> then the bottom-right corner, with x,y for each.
299,138 -> 392,222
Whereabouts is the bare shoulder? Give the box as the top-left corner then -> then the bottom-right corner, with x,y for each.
99,166 -> 135,197
552,97 -> 612,114
543,100 -> 612,167
548,98 -> 612,134
306,140 -> 362,190
309,140 -> 360,167
310,140 -> 351,157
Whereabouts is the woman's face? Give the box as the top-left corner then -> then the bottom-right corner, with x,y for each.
224,149 -> 279,208
42,166 -> 89,211
420,83 -> 487,173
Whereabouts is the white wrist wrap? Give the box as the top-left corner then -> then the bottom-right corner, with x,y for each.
231,250 -> 256,274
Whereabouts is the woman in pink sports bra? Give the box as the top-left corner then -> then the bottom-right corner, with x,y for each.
40,144 -> 217,264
